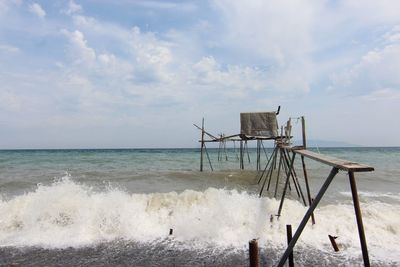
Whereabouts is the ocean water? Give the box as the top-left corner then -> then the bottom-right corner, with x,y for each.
0,147 -> 399,266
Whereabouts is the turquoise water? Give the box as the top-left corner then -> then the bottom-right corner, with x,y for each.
0,147 -> 399,266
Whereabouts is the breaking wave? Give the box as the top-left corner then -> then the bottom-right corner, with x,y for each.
0,176 -> 399,264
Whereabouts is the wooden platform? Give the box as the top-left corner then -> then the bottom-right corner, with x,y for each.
288,148 -> 374,172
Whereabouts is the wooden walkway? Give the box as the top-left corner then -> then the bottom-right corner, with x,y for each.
290,148 -> 374,172
276,146 -> 374,267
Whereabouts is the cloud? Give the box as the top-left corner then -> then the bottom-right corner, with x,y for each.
330,29 -> 400,95
64,0 -> 82,15
361,88 -> 400,101
0,44 -> 19,53
29,3 -> 46,18
63,30 -> 96,65
0,91 -> 22,112
131,0 -> 197,11
211,0 -> 316,94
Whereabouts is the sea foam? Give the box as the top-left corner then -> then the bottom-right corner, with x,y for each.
0,176 -> 399,264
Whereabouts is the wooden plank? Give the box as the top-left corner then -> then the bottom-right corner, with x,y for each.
290,149 -> 374,172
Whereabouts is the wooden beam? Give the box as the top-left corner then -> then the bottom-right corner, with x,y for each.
289,149 -> 374,172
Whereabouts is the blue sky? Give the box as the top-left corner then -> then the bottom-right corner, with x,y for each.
1,0 -> 399,148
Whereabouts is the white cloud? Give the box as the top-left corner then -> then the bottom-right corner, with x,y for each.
115,0 -> 196,12
213,0 -> 315,64
64,0 -> 82,15
361,88 -> 400,101
211,0 -> 316,94
0,0 -> 21,18
330,37 -> 400,95
29,3 -> 46,18
0,44 -> 19,53
63,30 -> 96,64
0,91 -> 22,112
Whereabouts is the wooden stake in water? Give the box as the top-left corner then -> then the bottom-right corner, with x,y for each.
286,225 -> 294,267
249,239 -> 259,267
328,235 -> 339,252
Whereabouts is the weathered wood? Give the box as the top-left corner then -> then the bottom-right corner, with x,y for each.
349,171 -> 370,267
277,167 -> 339,267
301,116 -> 306,148
291,149 -> 374,172
200,119 -> 204,172
193,123 -> 218,140
286,225 -> 294,267
249,239 -> 259,267
301,156 -> 315,224
328,235 -> 339,252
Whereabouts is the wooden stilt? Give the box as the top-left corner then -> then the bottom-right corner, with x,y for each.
328,235 -> 339,252
249,239 -> 259,267
301,156 -> 315,224
277,152 -> 296,216
267,148 -> 280,191
286,225 -> 294,267
256,140 -> 261,171
240,140 -> 244,169
245,140 -> 251,163
274,148 -> 284,198
261,140 -> 269,161
282,149 -> 307,205
257,145 -> 277,184
349,171 -> 370,267
281,149 -> 301,198
223,139 -> 228,161
204,144 -> 213,171
200,118 -> 204,172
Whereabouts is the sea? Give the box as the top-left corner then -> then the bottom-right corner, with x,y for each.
0,147 -> 399,267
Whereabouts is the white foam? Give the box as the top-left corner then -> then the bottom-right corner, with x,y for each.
0,177 -> 399,264
340,191 -> 400,201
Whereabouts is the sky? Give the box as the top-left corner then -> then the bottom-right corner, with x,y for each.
0,0 -> 399,149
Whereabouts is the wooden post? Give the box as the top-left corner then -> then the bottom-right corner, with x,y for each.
301,116 -> 315,224
257,146 -> 277,184
301,116 -> 306,148
200,118 -> 205,172
277,152 -> 296,216
328,235 -> 339,252
349,171 -> 370,267
204,144 -> 214,171
274,148 -> 283,198
249,239 -> 259,267
240,140 -> 244,169
245,140 -> 251,163
258,140 -> 260,171
286,225 -> 294,267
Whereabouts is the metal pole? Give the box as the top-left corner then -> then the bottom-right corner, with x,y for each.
349,171 -> 370,267
277,167 -> 339,267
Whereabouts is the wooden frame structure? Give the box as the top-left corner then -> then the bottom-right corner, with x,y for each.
276,147 -> 373,267
194,112 -> 374,267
